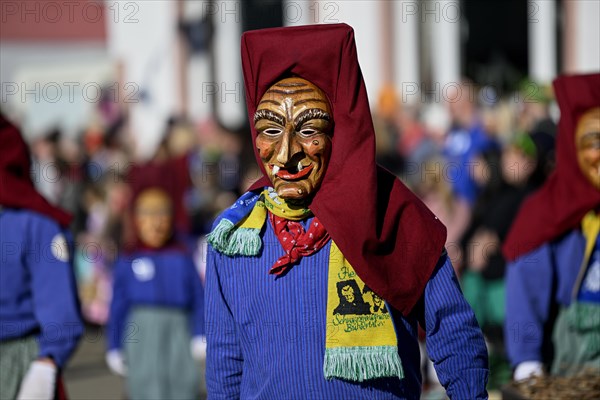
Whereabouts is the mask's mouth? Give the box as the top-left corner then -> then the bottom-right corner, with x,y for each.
270,163 -> 314,180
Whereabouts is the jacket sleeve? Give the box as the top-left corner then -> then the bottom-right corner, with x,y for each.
106,257 -> 130,351
421,253 -> 489,399
504,244 -> 554,367
205,247 -> 243,398
25,215 -> 83,368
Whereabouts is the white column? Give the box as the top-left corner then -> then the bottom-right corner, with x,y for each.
183,0 -> 213,122
394,0 -> 421,104
573,0 -> 600,73
106,0 -> 180,160
212,0 -> 245,130
428,0 -> 461,90
528,0 -> 557,83
328,1 -> 382,105
187,55 -> 213,122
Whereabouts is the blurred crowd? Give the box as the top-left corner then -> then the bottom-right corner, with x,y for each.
23,77 -> 558,391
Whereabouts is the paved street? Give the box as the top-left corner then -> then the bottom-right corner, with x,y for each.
63,327 -> 125,399
63,326 -> 207,399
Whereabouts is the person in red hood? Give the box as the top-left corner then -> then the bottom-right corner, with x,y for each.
0,114 -> 83,400
503,73 -> 600,380
204,24 -> 488,398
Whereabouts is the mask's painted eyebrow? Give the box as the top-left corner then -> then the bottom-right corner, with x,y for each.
258,99 -> 280,106
259,83 -> 315,105
265,88 -> 314,95
294,108 -> 331,128
579,131 -> 600,142
274,81 -> 308,88
294,98 -> 328,106
254,109 -> 285,126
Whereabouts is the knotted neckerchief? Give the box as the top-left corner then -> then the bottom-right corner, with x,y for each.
268,212 -> 330,275
207,189 -> 404,382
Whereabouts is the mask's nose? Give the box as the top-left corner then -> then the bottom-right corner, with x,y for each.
275,124 -> 301,165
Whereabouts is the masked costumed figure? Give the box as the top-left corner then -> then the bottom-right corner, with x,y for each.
503,73 -> 600,380
0,115 -> 83,400
205,24 -> 489,399
106,187 -> 205,399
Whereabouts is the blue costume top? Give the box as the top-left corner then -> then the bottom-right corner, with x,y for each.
0,208 -> 83,368
443,122 -> 497,204
107,248 -> 205,350
206,217 -> 488,399
505,229 -> 599,367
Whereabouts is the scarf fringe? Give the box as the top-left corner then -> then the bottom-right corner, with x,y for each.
207,219 -> 262,257
323,346 -> 404,382
225,227 -> 262,256
207,219 -> 235,253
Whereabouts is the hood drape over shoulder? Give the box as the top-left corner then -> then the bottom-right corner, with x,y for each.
503,73 -> 600,261
0,114 -> 72,227
242,23 -> 446,316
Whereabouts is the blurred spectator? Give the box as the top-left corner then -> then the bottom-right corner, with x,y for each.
31,129 -> 62,206
106,188 -> 205,399
373,85 -> 405,175
460,130 -> 556,387
443,80 -> 499,205
396,104 -> 427,163
188,119 -> 243,235
415,156 -> 471,272
76,175 -> 130,325
516,79 -> 556,137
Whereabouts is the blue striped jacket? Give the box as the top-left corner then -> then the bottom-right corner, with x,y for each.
205,217 -> 488,399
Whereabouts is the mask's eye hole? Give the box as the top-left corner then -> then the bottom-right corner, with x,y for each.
263,128 -> 282,136
299,129 -> 317,137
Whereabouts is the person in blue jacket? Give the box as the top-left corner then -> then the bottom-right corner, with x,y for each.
0,115 -> 83,400
503,73 -> 600,380
443,81 -> 498,205
106,187 -> 205,399
205,24 -> 488,399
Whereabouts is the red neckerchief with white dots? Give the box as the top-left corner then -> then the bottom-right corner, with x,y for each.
268,212 -> 330,276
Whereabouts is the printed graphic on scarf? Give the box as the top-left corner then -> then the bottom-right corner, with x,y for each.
324,242 -> 403,381
333,280 -> 372,316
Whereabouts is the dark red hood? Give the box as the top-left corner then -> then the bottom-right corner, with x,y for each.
241,23 -> 447,316
0,114 -> 72,227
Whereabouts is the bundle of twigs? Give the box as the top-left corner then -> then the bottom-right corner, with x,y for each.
507,371 -> 600,400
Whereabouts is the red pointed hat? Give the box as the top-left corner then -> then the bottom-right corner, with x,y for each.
0,114 -> 72,227
242,23 -> 447,316
503,73 -> 600,261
